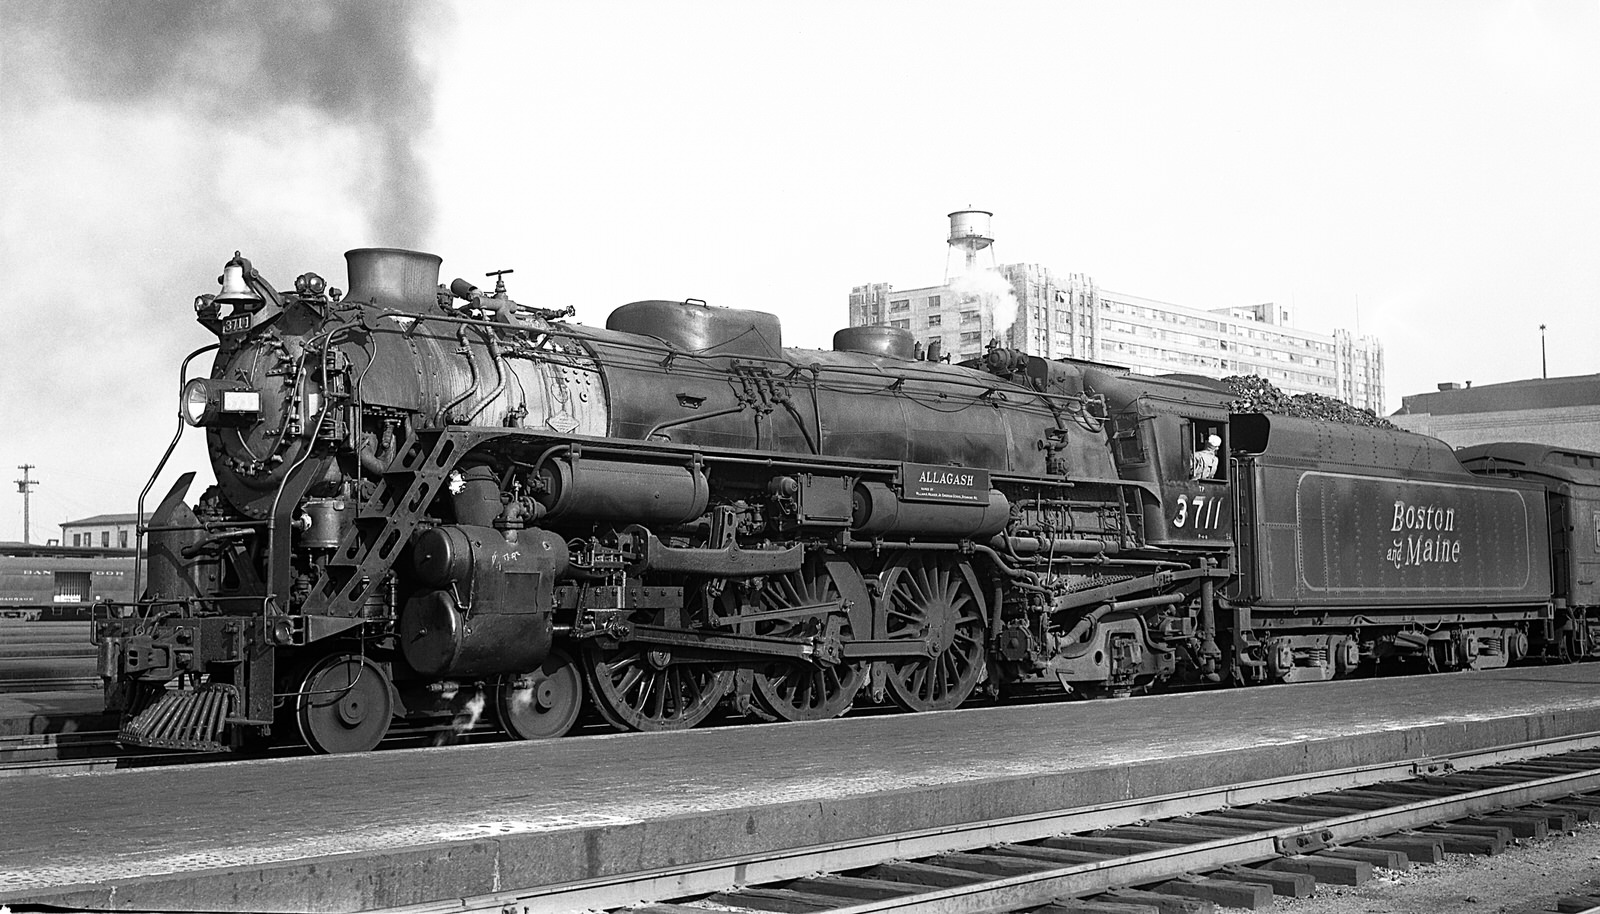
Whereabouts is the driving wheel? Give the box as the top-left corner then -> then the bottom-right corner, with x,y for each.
880,553 -> 987,713
744,559 -> 866,722
584,640 -> 732,732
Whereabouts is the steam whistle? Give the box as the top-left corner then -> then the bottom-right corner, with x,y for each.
448,270 -> 574,324
486,268 -> 513,295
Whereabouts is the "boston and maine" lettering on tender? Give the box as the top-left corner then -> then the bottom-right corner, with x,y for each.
1387,498 -> 1462,568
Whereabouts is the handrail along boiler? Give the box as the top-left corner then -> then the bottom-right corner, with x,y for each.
92,248 -> 1600,752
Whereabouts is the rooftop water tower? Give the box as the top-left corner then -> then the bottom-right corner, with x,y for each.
945,209 -> 997,280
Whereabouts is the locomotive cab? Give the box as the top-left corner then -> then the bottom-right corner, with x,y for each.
1087,369 -> 1235,550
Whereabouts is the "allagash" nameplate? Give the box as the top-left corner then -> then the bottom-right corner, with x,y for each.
901,462 -> 990,504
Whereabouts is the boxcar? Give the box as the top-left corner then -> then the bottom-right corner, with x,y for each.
1457,442 -> 1600,656
0,544 -> 137,620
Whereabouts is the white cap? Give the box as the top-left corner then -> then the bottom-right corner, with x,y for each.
1207,434 -> 1222,448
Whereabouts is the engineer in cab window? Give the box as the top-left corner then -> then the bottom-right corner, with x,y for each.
1192,433 -> 1221,480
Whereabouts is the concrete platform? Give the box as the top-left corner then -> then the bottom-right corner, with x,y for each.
4,664 -> 1600,912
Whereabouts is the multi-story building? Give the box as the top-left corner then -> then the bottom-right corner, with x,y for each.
848,211 -> 1387,414
1390,374 -> 1600,451
60,513 -> 140,549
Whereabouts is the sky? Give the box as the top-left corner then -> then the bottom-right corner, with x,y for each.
1,0 -> 1596,542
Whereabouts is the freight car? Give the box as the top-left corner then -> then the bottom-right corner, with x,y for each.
0,544 -> 135,692
91,248 -> 1593,753
0,544 -> 135,620
1456,442 -> 1600,657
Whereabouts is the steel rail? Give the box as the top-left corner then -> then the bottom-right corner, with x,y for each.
387,729 -> 1600,914
813,764 -> 1600,914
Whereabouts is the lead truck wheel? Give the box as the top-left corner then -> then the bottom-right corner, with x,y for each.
496,648 -> 584,740
295,653 -> 394,754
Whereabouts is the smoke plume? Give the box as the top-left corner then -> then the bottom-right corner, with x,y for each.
3,0 -> 439,244
0,0 -> 448,540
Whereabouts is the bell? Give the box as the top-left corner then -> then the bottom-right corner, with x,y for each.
216,257 -> 263,308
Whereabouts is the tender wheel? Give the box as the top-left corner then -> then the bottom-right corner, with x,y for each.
496,648 -> 584,740
742,559 -> 866,723
584,641 -> 732,732
296,653 -> 393,754
880,553 -> 987,713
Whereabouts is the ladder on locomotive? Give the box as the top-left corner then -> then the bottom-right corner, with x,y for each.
302,429 -> 465,617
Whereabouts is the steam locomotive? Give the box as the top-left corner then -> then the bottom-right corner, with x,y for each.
92,248 -> 1600,753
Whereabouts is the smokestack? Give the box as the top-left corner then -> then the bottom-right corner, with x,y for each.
345,248 -> 442,314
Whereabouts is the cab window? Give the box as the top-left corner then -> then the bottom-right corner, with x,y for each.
1183,421 -> 1226,482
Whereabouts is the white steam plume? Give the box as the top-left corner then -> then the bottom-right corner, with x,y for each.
948,268 -> 1020,347
435,691 -> 487,746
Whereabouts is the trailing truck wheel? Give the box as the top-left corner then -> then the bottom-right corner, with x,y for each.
879,554 -> 987,713
496,648 -> 584,740
295,653 -> 394,754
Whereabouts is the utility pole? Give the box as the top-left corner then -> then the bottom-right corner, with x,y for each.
14,465 -> 38,544
1540,324 -> 1548,379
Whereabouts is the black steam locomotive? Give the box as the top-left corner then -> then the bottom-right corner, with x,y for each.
93,249 -> 1600,753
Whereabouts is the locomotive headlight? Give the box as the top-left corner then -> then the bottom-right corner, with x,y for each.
181,378 -> 262,427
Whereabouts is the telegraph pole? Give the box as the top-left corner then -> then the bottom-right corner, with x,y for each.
14,465 -> 38,544
1540,324 -> 1548,379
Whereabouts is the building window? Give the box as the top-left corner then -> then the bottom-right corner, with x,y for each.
119,530 -> 129,548
927,314 -> 942,327
890,319 -> 910,329
926,295 -> 940,307
959,331 -> 982,343
960,311 -> 979,325
101,531 -> 110,548
890,299 -> 910,312
54,572 -> 91,603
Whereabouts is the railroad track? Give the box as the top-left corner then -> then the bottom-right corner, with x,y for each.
0,730 -> 201,776
385,732 -> 1600,914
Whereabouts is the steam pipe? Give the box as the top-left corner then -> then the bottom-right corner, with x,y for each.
1199,577 -> 1222,681
263,325 -> 350,614
1054,592 -> 1185,661
641,403 -> 749,441
462,335 -> 507,425
994,535 -> 1122,556
442,325 -> 481,422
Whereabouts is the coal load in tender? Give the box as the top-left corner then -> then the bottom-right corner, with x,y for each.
1223,374 -> 1398,430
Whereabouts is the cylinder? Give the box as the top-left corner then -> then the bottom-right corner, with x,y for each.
535,457 -> 710,525
851,482 -> 1010,539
